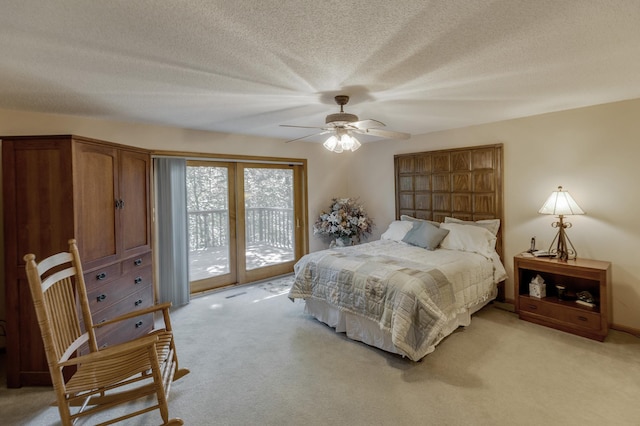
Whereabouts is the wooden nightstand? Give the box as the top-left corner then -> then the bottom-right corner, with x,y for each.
514,254 -> 611,341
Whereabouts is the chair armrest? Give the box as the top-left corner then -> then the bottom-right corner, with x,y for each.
59,334 -> 159,367
93,302 -> 173,329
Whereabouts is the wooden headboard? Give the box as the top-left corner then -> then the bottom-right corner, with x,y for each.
394,144 -> 504,259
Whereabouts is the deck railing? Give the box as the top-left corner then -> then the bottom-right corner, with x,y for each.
188,207 -> 293,250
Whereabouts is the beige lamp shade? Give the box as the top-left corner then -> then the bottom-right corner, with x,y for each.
538,185 -> 584,261
538,186 -> 585,216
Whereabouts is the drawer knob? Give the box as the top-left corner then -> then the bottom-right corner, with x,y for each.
527,304 -> 537,310
135,321 -> 143,328
578,316 -> 588,322
134,276 -> 143,284
97,294 -> 107,302
96,272 -> 107,280
134,258 -> 143,266
135,299 -> 143,306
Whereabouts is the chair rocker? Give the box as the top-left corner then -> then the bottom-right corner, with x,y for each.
24,239 -> 189,425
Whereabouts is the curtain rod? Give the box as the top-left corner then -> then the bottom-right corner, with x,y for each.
151,154 -> 304,166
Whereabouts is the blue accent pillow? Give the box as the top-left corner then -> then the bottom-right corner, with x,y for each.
402,221 -> 450,250
400,214 -> 441,227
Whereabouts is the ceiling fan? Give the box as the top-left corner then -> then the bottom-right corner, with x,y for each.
281,95 -> 410,152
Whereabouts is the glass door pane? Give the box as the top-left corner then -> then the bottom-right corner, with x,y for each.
186,161 -> 236,292
237,164 -> 301,283
243,166 -> 295,270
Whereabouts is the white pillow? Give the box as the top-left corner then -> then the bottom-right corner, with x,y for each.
439,223 -> 497,259
381,220 -> 414,241
400,214 -> 441,228
444,217 -> 500,236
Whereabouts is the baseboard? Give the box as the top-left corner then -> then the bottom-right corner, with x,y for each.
611,323 -> 640,338
492,300 -> 515,313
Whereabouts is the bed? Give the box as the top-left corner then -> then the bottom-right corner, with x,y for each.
289,144 -> 505,361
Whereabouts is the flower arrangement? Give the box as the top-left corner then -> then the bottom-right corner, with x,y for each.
313,198 -> 374,245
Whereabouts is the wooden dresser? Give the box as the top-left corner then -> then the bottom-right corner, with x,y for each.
2,134 -> 153,387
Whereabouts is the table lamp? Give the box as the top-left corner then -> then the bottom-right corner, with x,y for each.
538,186 -> 585,261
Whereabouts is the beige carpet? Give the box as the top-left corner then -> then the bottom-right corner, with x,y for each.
2,275 -> 639,425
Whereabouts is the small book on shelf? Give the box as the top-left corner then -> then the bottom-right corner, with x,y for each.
575,299 -> 596,308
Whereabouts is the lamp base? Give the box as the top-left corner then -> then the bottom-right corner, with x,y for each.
547,215 -> 577,261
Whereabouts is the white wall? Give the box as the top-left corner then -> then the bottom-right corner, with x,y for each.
353,98 -> 640,331
1,97 -> 639,337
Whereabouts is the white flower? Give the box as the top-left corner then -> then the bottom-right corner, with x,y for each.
313,197 -> 374,242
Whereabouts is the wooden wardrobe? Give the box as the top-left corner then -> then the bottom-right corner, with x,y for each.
2,134 -> 154,388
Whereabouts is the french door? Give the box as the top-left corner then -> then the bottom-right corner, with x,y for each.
187,160 -> 305,293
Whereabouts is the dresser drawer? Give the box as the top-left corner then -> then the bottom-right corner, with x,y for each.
79,313 -> 154,354
79,250 -> 155,356
541,303 -> 568,323
565,309 -> 601,331
89,284 -> 152,324
79,286 -> 154,355
84,262 -> 122,290
519,296 -> 602,332
87,266 -> 152,313
90,286 -> 154,348
518,296 -> 554,317
94,312 -> 154,350
122,251 -> 152,275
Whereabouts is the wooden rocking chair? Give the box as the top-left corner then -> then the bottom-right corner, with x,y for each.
24,239 -> 189,425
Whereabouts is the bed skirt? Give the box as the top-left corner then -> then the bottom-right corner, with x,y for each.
303,285 -> 497,361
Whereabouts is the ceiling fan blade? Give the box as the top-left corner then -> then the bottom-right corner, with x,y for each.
280,124 -> 329,130
349,119 -> 385,130
355,128 -> 411,139
285,130 -> 332,143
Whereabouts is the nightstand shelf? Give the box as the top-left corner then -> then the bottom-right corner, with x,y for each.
514,254 -> 611,341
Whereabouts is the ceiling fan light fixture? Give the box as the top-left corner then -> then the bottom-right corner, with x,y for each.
323,132 -> 361,153
323,135 -> 340,152
343,134 -> 361,151
283,93 -> 409,146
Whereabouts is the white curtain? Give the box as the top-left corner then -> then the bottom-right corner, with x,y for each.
154,158 -> 190,306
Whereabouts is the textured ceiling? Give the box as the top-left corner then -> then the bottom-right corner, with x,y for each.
2,1 -> 640,143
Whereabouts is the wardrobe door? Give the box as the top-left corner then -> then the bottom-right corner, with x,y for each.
74,141 -> 118,270
118,149 -> 151,259
2,137 -> 75,387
